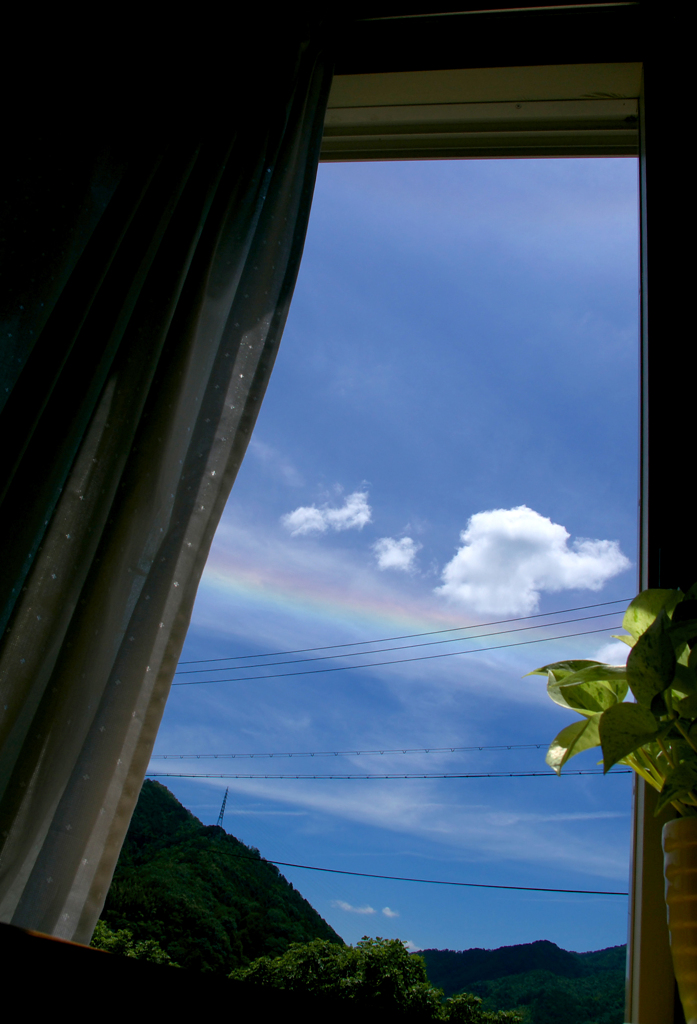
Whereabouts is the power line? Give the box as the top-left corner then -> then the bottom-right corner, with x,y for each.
151,743 -> 549,759
146,769 -> 630,779
171,624 -> 621,685
177,598 -> 631,667
260,858 -> 629,896
175,611 -> 621,676
259,858 -> 629,897
162,847 -> 628,896
361,5 -> 639,24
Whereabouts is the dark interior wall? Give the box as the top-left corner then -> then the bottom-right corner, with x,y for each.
334,3 -> 642,73
1,4 -> 693,1017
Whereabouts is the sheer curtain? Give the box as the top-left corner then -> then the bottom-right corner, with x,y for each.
0,23 -> 332,943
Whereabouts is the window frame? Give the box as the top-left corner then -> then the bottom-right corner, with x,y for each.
319,47 -> 676,1022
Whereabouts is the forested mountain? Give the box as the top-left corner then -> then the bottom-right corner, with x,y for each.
420,942 -> 626,1024
98,782 -> 624,1021
98,780 -> 341,973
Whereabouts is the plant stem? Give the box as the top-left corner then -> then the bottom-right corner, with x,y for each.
634,749 -> 663,778
625,752 -> 663,792
635,747 -> 665,786
657,735 -> 676,769
674,717 -> 697,754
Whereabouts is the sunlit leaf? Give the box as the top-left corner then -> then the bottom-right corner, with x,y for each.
546,714 -> 601,774
675,642 -> 690,668
598,702 -> 660,772
547,684 -> 602,716
622,590 -> 683,640
526,660 -> 602,679
551,670 -> 627,717
612,634 -> 635,647
626,610 -> 676,706
556,664 -> 627,688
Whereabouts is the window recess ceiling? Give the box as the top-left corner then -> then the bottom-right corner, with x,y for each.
322,61 -> 641,160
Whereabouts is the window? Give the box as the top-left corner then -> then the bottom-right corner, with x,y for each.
163,153 -> 639,956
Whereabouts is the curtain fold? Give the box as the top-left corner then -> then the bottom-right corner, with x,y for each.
0,26 -> 332,942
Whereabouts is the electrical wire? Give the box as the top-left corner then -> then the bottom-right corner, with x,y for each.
177,598 -> 631,667
146,769 -> 630,779
171,624 -> 622,685
360,4 -> 639,23
227,852 -> 629,896
151,743 -> 549,759
174,611 -> 622,675
162,600 -> 632,898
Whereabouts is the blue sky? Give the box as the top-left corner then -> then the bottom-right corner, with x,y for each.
151,157 -> 639,955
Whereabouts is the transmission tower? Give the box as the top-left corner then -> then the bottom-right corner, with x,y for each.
216,787 -> 229,828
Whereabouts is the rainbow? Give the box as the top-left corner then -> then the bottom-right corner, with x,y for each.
198,549 -> 477,641
193,548 -> 623,670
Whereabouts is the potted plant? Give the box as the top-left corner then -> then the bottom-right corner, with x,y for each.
528,587 -> 697,1024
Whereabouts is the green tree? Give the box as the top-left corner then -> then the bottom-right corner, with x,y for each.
231,936 -> 521,1022
100,781 -> 341,972
90,919 -> 180,966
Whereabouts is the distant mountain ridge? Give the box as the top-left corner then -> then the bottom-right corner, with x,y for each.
100,780 -> 342,973
420,940 -> 625,993
420,942 -> 626,1024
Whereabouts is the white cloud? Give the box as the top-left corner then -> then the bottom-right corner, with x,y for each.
436,505 -> 631,615
403,940 -> 421,952
373,536 -> 421,572
282,505 -> 327,535
282,491 -> 372,536
382,906 -> 399,918
332,900 -> 376,915
593,639 -> 630,665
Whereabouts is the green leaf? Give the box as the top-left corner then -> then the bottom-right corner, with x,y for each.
668,619 -> 697,648
675,642 -> 690,668
550,668 -> 627,717
612,634 -> 635,648
656,761 -> 697,815
598,702 -> 660,771
667,738 -> 695,764
626,610 -> 676,707
674,663 -> 697,696
526,660 -> 603,679
546,714 -> 601,774
560,681 -> 625,713
622,589 -> 683,640
547,683 -> 605,717
556,664 -> 627,687
677,692 -> 697,718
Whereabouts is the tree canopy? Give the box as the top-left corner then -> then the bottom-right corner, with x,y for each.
231,936 -> 522,1022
